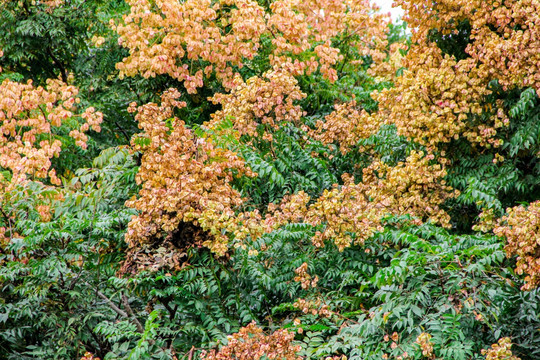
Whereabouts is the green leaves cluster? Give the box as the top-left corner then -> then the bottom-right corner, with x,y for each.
0,1 -> 539,360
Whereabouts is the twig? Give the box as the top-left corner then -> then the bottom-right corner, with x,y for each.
84,280 -> 128,318
46,46 -> 68,83
121,293 -> 145,335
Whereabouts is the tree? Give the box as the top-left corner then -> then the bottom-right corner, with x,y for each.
0,0 -> 539,359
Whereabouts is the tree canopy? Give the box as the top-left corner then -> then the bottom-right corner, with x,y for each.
0,0 -> 539,359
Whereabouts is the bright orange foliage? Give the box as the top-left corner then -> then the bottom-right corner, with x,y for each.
125,89 -> 262,257
267,0 -> 389,81
368,1 -> 540,289
494,201 -> 540,290
0,54 -> 103,253
114,0 -> 390,92
397,0 -> 540,95
294,262 -> 319,289
119,0 -> 403,259
114,0 -> 267,93
207,70 -> 306,139
481,337 -> 521,360
0,76 -> 102,185
0,48 -> 101,182
200,322 -> 301,360
123,46 -> 462,260
381,0 -> 540,150
375,44 -> 507,149
264,151 -> 454,251
310,99 -> 381,154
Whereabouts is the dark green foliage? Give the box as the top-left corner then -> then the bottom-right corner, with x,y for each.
237,126 -> 338,206
1,1 -> 540,359
0,148 -> 137,359
287,220 -> 539,359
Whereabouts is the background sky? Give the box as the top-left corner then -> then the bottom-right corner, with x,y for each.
372,0 -> 405,22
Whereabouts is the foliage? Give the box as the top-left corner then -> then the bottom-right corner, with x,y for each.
200,322 -> 301,360
0,0 -> 539,360
0,0 -> 159,148
0,147 -> 137,359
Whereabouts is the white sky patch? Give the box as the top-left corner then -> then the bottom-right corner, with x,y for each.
372,0 -> 405,23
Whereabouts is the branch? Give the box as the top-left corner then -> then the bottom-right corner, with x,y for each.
161,297 -> 177,319
82,277 -> 160,347
114,120 -> 132,143
68,267 -> 84,290
84,280 -> 128,318
0,206 -> 14,254
121,293 -> 145,334
46,46 -> 68,83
